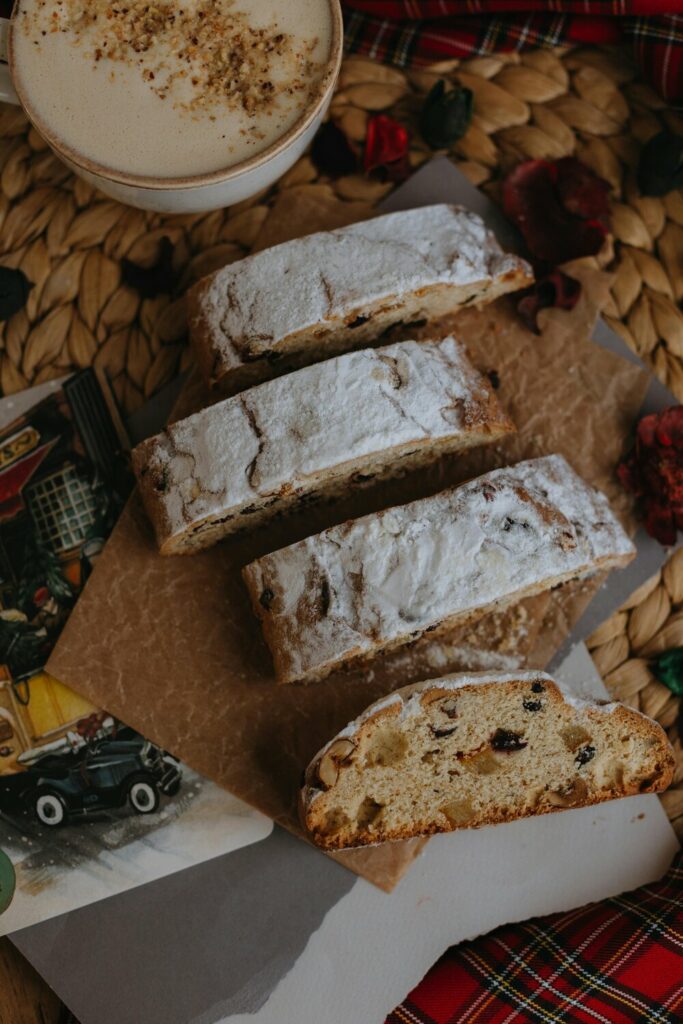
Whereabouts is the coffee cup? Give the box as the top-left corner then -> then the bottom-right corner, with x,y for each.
0,1 -> 342,213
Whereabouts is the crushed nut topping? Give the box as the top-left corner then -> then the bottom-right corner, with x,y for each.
23,0 -> 324,119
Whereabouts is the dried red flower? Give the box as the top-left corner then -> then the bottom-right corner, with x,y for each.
32,586 -> 49,607
502,157 -> 611,268
364,114 -> 410,181
617,406 -> 683,545
517,270 -> 581,334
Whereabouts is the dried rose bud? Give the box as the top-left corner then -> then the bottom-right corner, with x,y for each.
517,271 -> 581,335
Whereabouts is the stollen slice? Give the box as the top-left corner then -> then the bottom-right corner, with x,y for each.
299,670 -> 675,850
243,455 -> 636,685
188,204 -> 533,394
132,336 -> 513,554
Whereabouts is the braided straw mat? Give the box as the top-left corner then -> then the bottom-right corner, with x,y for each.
0,44 -> 681,837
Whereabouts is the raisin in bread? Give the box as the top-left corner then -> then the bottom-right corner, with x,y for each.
188,204 -> 533,394
132,337 -> 513,555
300,671 -> 675,849
243,455 -> 635,685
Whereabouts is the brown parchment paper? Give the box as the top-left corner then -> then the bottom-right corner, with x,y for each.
48,200 -> 650,892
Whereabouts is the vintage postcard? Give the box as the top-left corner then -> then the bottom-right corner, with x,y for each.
0,373 -> 270,936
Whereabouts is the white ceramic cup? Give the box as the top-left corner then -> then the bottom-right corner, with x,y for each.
0,2 -> 342,213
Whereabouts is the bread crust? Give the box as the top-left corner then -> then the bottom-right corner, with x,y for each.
187,204 -> 533,394
299,671 -> 675,849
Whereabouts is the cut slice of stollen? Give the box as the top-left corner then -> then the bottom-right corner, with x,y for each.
300,670 -> 675,850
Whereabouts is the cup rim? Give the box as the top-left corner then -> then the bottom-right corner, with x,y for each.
8,0 -> 343,191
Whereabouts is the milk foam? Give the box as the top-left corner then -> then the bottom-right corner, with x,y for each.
12,0 -> 333,179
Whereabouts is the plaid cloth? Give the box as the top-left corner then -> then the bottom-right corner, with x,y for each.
386,851 -> 683,1024
343,2 -> 683,104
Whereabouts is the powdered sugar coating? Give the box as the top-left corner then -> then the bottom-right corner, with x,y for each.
132,336 -> 511,552
244,455 -> 636,684
190,204 -> 531,379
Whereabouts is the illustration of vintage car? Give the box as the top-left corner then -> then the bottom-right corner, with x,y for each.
0,728 -> 181,827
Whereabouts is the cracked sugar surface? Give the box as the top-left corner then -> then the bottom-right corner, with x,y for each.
133,336 -> 509,549
198,205 -> 529,359
247,455 -> 635,683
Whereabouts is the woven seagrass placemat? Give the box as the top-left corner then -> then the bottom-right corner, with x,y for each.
0,44 -> 681,838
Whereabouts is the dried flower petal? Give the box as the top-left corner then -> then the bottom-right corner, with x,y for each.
0,266 -> 32,322
517,271 -> 581,334
638,131 -> 683,197
122,236 -> 174,298
555,157 -> 610,222
311,121 -> 358,177
364,114 -> 409,178
502,159 -> 610,268
419,80 -> 473,150
656,407 -> 683,448
618,406 -> 683,545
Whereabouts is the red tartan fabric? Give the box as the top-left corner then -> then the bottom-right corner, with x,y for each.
346,2 -> 678,15
342,2 -> 683,104
386,851 -> 683,1024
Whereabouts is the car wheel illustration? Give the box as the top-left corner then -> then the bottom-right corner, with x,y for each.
34,790 -> 67,827
127,775 -> 160,815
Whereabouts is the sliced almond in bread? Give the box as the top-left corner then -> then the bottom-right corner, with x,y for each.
300,671 -> 675,849
188,204 -> 533,394
132,336 -> 513,554
243,455 -> 635,684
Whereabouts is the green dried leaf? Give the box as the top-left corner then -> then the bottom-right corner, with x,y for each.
0,266 -> 32,322
652,647 -> 683,696
0,849 -> 15,915
419,79 -> 473,151
637,131 -> 683,197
